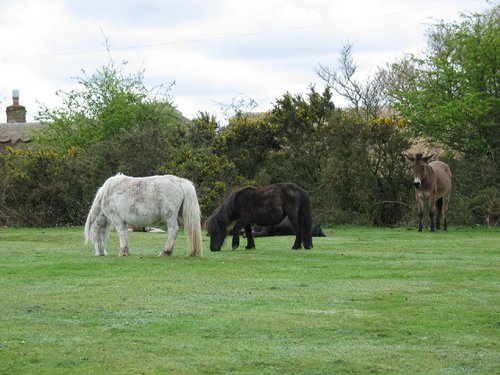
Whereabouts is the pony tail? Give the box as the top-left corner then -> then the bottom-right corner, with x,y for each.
181,180 -> 203,256
84,185 -> 105,245
299,189 -> 313,249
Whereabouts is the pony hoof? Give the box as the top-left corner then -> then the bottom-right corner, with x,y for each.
210,249 -> 221,252
232,246 -> 239,251
160,251 -> 172,256
245,246 -> 255,250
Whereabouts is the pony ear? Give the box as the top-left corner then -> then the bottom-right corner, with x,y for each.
405,154 -> 415,162
423,154 -> 434,162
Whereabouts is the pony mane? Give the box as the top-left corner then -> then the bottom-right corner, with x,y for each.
205,188 -> 245,232
205,201 -> 228,233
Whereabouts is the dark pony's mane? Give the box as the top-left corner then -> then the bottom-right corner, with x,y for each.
205,187 -> 243,233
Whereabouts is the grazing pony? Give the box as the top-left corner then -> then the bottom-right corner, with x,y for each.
406,154 -> 452,232
85,174 -> 202,256
205,183 -> 313,251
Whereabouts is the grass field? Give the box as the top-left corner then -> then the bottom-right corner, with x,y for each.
0,226 -> 498,374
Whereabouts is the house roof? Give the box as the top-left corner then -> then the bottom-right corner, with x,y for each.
0,122 -> 40,145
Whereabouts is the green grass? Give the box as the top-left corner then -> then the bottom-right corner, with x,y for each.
0,226 -> 498,374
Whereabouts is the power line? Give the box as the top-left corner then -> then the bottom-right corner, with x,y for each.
3,0 -> 484,60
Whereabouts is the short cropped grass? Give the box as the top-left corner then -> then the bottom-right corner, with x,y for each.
0,226 -> 498,374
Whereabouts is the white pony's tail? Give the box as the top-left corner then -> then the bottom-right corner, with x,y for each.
84,184 -> 106,246
181,179 -> 203,256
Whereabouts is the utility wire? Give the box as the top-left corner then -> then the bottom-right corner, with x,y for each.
3,0 -> 484,60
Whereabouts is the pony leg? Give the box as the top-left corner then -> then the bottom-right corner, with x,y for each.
429,197 -> 436,232
95,230 -> 108,256
286,214 -> 302,249
302,221 -> 313,250
161,216 -> 179,256
95,224 -> 110,256
244,225 -> 255,250
231,223 -> 242,250
292,236 -> 302,249
291,228 -> 303,249
416,194 -> 424,232
435,198 -> 443,230
442,195 -> 450,231
115,222 -> 130,256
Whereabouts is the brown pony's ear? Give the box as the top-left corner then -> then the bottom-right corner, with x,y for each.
422,154 -> 434,163
405,154 -> 415,162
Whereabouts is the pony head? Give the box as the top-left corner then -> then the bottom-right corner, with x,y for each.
406,153 -> 433,189
205,211 -> 228,252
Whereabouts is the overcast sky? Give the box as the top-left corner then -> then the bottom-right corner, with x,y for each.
0,0 -> 491,122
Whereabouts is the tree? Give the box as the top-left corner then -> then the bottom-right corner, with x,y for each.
268,86 -> 335,191
387,4 -> 499,162
316,42 -> 388,121
217,113 -> 280,180
35,60 -> 177,152
158,113 -> 250,216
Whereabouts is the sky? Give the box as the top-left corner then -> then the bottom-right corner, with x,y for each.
0,0 -> 492,123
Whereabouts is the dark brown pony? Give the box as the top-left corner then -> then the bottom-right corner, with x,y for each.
406,153 -> 452,231
205,183 -> 313,251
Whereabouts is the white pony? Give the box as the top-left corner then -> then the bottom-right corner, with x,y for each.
85,173 -> 202,257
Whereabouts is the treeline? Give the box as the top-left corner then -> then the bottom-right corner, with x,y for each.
0,5 -> 498,227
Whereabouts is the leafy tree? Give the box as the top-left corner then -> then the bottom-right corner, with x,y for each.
185,112 -> 219,148
268,86 -> 335,191
217,113 -> 280,180
35,61 -> 177,152
0,147 -> 87,226
1,60 -> 195,226
366,117 -> 413,225
315,113 -> 412,225
387,4 -> 499,162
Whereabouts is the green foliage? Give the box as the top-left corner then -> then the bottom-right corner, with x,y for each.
318,112 -> 373,224
443,154 -> 500,227
314,113 -> 412,225
366,117 -> 414,225
2,9 -> 498,228
35,61 -> 176,151
0,147 -> 87,226
390,4 -> 500,160
156,113 -> 253,216
157,144 -> 248,216
268,86 -> 335,189
217,113 -> 280,179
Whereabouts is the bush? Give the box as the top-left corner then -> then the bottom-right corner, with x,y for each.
0,147 -> 88,226
444,155 -> 499,226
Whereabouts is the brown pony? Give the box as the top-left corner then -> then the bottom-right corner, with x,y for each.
406,153 -> 452,232
205,183 -> 313,251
